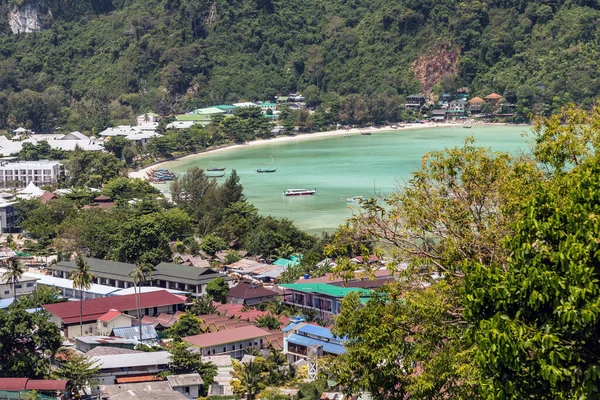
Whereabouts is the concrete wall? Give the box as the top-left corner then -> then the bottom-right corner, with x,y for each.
97,314 -> 133,336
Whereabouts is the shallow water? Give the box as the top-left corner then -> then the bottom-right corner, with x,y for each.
161,126 -> 531,234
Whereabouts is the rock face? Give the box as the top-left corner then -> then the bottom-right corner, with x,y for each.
9,1 -> 51,34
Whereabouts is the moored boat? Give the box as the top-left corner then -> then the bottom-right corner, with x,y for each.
207,167 -> 226,171
346,196 -> 364,202
283,188 -> 317,196
361,131 -> 372,135
257,168 -> 277,173
206,173 -> 225,178
463,125 -> 472,129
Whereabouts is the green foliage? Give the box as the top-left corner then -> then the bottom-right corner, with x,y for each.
56,354 -> 100,398
19,197 -> 77,240
64,150 -> 125,188
167,313 -> 203,340
206,277 -> 229,304
14,285 -> 62,309
201,234 -> 227,256
298,379 -> 328,400
187,295 -> 218,315
465,156 -> 600,399
2,257 -> 24,302
101,176 -> 160,202
17,141 -> 68,161
168,341 -> 217,395
0,307 -> 62,378
254,313 -> 282,330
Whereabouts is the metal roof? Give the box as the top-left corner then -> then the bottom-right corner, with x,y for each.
91,351 -> 171,369
153,262 -> 223,285
112,324 -> 159,341
50,257 -> 136,282
278,283 -> 372,298
167,373 -> 203,387
298,324 -> 342,341
287,334 -> 346,355
282,322 -> 299,332
184,326 -> 270,348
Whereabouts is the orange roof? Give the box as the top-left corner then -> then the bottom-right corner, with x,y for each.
115,375 -> 163,384
98,309 -> 122,323
469,96 -> 484,103
485,93 -> 503,99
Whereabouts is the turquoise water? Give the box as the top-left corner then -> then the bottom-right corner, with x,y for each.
161,126 -> 531,234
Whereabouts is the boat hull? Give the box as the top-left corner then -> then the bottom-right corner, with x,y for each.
207,168 -> 226,171
284,192 -> 316,196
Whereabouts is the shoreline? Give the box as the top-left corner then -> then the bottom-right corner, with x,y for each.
129,121 -> 527,179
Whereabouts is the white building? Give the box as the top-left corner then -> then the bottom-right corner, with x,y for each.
0,267 -> 39,299
0,160 -> 62,187
0,199 -> 18,232
91,351 -> 171,385
136,113 -> 160,125
232,102 -> 259,108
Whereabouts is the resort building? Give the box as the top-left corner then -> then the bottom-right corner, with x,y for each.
0,159 -> 62,187
447,100 -> 466,118
0,378 -> 67,399
484,93 -> 504,105
43,290 -> 186,338
48,257 -> 228,297
468,96 -> 485,112
136,112 -> 160,125
282,322 -> 346,363
183,326 -> 270,359
28,273 -> 120,299
258,102 -> 277,113
0,199 -> 17,232
176,108 -> 225,126
90,351 -> 171,385
0,268 -> 39,299
232,102 -> 259,108
278,283 -> 373,317
227,281 -> 279,306
404,94 -> 426,110
213,104 -> 238,114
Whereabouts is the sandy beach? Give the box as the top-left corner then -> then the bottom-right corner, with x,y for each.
129,121 -> 472,179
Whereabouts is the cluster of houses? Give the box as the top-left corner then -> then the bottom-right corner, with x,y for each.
405,91 -> 516,120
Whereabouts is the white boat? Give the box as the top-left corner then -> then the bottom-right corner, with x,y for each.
346,196 -> 364,202
283,189 -> 317,196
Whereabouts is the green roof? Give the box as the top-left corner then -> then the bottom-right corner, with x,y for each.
214,105 -> 237,110
190,107 -> 226,115
277,96 -> 289,101
273,255 -> 302,268
278,283 -> 372,298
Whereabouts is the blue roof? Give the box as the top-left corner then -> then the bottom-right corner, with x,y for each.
298,324 -> 342,341
282,322 -> 300,333
0,298 -> 14,309
287,333 -> 346,355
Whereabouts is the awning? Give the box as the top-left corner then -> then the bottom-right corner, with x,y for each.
287,334 -> 346,355
115,375 -> 162,384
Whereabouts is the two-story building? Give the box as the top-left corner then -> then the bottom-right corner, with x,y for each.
183,326 -> 270,360
91,351 -> 171,385
278,283 -> 373,317
0,160 -> 62,187
282,322 -> 346,363
447,100 -> 466,118
468,96 -> 485,113
404,94 -> 426,110
0,268 -> 39,299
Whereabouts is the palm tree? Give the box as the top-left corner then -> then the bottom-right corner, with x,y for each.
70,254 -> 95,336
129,263 -> 153,342
3,257 -> 24,302
239,360 -> 264,400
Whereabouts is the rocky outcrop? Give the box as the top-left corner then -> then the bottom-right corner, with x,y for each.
411,43 -> 460,94
9,1 -> 51,34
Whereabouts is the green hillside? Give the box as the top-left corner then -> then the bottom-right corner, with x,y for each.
1,0 -> 600,131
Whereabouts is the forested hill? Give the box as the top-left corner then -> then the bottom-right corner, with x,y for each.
1,0 -> 600,132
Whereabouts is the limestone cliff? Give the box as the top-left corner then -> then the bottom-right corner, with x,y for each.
8,0 -> 51,34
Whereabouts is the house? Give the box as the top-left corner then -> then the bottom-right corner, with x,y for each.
405,94 -> 426,110
97,309 -> 136,336
447,100 -> 466,117
468,96 -> 485,113
43,290 -> 186,338
282,322 -> 346,363
83,195 -> 116,210
440,93 -> 451,103
213,105 -> 238,114
167,374 -> 204,399
484,93 -> 504,105
153,262 -> 231,297
288,94 -> 305,102
0,268 -> 39,299
430,109 -> 447,121
136,112 -> 160,125
76,336 -> 138,353
177,108 -> 225,126
39,191 -> 58,204
0,378 -> 67,398
258,102 -> 277,113
91,351 -> 171,385
172,253 -> 211,269
125,131 -> 162,147
225,258 -> 285,282
183,326 -> 270,359
273,255 -> 302,268
227,281 -> 278,306
0,159 -> 62,187
62,131 -> 89,140
166,121 -> 196,130
278,283 -> 373,317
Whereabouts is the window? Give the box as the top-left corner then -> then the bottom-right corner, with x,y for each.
15,284 -> 21,289
212,349 -> 215,354
4,290 -> 8,295
103,322 -> 107,328
185,387 -> 190,394
26,282 -> 34,287
223,347 -> 226,353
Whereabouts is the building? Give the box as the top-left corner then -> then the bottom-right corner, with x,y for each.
0,268 -> 39,299
99,380 -> 193,400
76,336 -> 138,353
183,326 -> 270,359
91,351 -> 171,385
258,102 -> 277,113
28,273 -> 120,299
43,290 -> 186,338
177,108 -> 225,126
112,324 -> 159,342
447,100 -> 466,117
167,374 -> 204,399
225,258 -> 285,282
404,94 -> 426,110
0,159 -> 62,187
232,102 -> 259,108
282,322 -> 346,363
97,309 -> 136,336
0,378 -> 67,399
278,283 -> 373,317
227,281 -> 279,306
0,198 -> 17,232
213,105 -> 238,114
49,257 -> 228,297
484,93 -> 504,105
136,112 -> 160,125
468,96 -> 485,112
430,109 -> 448,121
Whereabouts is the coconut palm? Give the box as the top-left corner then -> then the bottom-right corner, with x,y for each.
70,254 -> 95,336
129,262 -> 153,342
3,257 -> 24,302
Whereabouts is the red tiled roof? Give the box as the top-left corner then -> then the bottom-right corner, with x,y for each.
39,191 -> 58,204
116,375 -> 163,384
0,378 -> 29,391
227,282 -> 278,301
184,326 -> 270,348
98,309 -> 122,323
43,291 -> 185,325
469,96 -> 484,103
485,93 -> 503,99
26,380 -> 68,391
94,195 -> 111,201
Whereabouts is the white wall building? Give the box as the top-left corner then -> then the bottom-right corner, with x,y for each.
0,160 -> 62,187
0,268 -> 39,299
91,351 -> 171,385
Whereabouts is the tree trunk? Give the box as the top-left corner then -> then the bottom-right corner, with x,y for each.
136,284 -> 142,342
12,280 -> 16,303
80,285 -> 84,336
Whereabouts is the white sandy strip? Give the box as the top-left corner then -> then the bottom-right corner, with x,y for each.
128,121 -> 476,179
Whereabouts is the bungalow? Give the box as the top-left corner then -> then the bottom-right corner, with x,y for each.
282,322 -> 346,363
183,325 -> 270,359
227,281 -> 279,306
484,93 -> 504,105
278,283 -> 373,317
430,109 -> 447,121
43,290 -> 186,338
405,94 -> 426,110
468,96 -> 485,112
225,258 -> 285,282
167,374 -> 204,399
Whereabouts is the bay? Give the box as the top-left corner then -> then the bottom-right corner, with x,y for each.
160,125 -> 531,234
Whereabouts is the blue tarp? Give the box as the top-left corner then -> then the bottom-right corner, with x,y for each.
0,298 -> 14,309
287,333 -> 346,355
